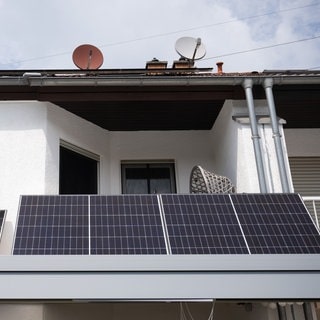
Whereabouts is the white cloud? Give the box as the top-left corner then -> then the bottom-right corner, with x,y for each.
0,0 -> 319,71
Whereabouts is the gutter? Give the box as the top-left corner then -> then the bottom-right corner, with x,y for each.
1,74 -> 320,87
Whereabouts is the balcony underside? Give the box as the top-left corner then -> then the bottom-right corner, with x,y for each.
0,72 -> 319,130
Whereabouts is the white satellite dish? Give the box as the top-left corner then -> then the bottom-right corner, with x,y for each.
175,37 -> 206,62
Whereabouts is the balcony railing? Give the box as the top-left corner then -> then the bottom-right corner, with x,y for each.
303,196 -> 320,228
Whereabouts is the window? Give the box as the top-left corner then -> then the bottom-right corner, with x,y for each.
59,142 -> 99,195
121,162 -> 176,194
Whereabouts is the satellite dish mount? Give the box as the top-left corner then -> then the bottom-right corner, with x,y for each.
175,37 -> 206,66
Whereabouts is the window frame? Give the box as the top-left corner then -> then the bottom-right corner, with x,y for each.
59,140 -> 100,195
121,161 -> 176,194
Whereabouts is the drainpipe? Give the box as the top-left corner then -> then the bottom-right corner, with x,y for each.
242,78 -> 268,193
263,78 -> 290,193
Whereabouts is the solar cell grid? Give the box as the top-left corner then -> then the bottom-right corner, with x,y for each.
161,194 -> 249,254
230,193 -> 320,254
90,195 -> 167,254
13,193 -> 320,256
13,195 -> 89,255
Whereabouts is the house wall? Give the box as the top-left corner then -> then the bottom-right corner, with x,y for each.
210,100 -> 287,193
0,102 -> 48,254
109,130 -> 215,194
45,102 -> 111,195
0,101 -> 111,254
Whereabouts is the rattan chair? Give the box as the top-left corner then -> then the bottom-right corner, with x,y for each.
190,165 -> 235,194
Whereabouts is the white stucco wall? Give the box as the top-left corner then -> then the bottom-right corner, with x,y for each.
210,100 -> 288,193
45,103 -> 111,195
0,102 -> 48,253
0,101 -> 111,253
109,130 -> 215,194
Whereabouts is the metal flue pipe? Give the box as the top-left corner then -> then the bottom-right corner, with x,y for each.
242,78 -> 268,193
263,78 -> 291,193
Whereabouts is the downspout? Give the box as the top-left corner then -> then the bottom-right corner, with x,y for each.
242,78 -> 268,193
263,78 -> 290,193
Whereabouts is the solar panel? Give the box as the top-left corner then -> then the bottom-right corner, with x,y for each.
13,195 -> 89,255
230,193 -> 320,254
0,210 -> 6,239
161,194 -> 249,254
90,195 -> 167,254
13,193 -> 320,255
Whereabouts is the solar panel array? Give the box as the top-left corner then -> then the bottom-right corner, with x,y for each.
13,193 -> 320,255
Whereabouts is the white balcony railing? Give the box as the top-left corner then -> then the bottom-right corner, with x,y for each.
303,196 -> 320,229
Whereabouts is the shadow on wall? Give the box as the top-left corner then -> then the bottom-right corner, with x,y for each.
0,221 -> 14,255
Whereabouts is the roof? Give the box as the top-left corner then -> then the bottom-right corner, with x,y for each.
0,68 -> 319,130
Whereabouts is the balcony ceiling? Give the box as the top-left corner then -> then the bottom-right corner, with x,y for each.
0,70 -> 319,130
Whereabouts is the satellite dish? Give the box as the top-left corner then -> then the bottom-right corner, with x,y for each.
175,37 -> 206,62
72,44 -> 104,70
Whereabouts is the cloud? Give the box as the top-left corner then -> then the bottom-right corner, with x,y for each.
0,0 -> 319,71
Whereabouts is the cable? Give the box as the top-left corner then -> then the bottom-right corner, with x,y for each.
13,1 -> 320,65
179,300 -> 215,320
202,35 -> 320,60
96,1 -> 320,49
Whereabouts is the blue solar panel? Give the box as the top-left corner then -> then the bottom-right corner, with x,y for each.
13,193 -> 320,255
13,195 -> 89,254
230,193 -> 320,254
161,194 -> 249,254
90,195 -> 167,254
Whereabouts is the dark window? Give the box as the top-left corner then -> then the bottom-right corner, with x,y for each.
59,146 -> 98,195
121,163 -> 176,194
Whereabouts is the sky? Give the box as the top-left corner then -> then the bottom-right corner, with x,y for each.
0,0 -> 319,72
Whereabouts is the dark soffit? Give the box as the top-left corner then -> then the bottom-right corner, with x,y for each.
0,70 -> 319,130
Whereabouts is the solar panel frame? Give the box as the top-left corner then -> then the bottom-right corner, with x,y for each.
0,210 -> 6,241
90,195 -> 168,254
161,194 -> 249,254
13,195 -> 89,255
230,193 -> 320,254
13,193 -> 320,256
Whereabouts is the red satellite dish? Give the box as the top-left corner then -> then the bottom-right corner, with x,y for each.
72,44 -> 104,70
